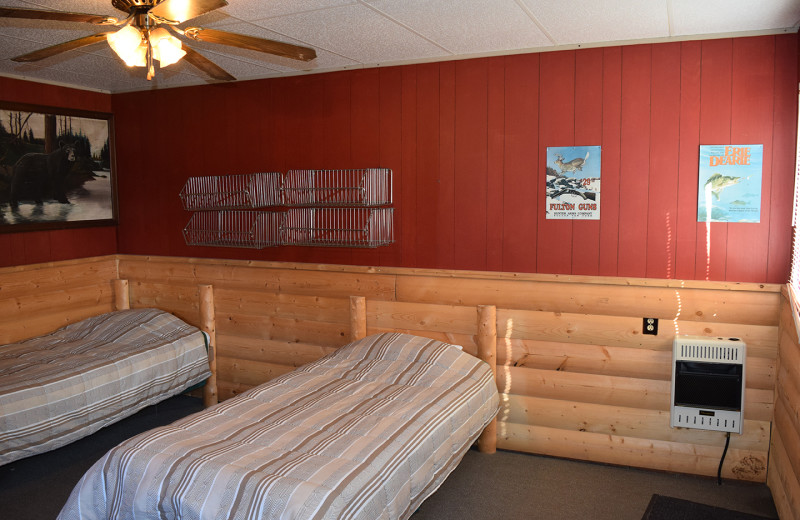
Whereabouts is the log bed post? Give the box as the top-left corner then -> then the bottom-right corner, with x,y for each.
350,295 -> 367,341
477,304 -> 497,454
113,279 -> 130,311
199,284 -> 219,407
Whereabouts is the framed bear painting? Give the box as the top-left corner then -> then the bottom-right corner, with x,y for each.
0,102 -> 117,233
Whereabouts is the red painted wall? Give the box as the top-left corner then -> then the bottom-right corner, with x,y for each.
0,77 -> 117,267
4,35 -> 788,282
110,34 -> 798,283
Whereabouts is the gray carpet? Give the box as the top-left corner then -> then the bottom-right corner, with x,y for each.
412,450 -> 778,520
642,494 -> 774,520
0,395 -> 780,520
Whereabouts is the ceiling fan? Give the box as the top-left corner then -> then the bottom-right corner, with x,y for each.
0,0 -> 317,82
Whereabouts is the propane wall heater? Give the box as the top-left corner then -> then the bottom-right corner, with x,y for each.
670,336 -> 746,434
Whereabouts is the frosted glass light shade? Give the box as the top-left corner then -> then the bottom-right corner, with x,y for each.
107,25 -> 145,67
149,27 -> 186,67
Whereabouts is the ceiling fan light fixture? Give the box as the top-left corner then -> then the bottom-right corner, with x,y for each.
149,27 -> 186,67
107,24 -> 145,66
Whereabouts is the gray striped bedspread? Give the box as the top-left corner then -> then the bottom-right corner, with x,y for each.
0,308 -> 211,466
58,333 -> 499,520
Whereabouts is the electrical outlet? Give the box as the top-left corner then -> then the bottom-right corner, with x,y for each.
643,317 -> 658,335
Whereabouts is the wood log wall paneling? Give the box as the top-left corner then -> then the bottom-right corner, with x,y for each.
0,256 -> 118,344
117,255 -> 780,482
769,289 -> 800,518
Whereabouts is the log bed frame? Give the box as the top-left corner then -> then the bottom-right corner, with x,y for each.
113,279 -> 498,453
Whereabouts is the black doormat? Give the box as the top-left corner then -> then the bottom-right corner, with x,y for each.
642,495 -> 774,520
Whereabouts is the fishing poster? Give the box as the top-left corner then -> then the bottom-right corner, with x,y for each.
697,145 -> 762,223
545,145 -> 601,220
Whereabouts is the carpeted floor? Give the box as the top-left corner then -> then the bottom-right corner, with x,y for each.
642,494 -> 774,520
0,395 -> 780,520
412,450 -> 778,520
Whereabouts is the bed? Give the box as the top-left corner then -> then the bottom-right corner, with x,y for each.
58,332 -> 499,520
0,307 -> 212,466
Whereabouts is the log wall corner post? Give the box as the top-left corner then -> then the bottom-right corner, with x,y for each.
199,284 -> 219,407
350,295 -> 367,342
113,279 -> 130,311
477,304 -> 498,454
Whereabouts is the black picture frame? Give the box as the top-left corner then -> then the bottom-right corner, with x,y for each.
0,101 -> 117,233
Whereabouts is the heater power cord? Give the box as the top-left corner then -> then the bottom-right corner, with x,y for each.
717,431 -> 731,485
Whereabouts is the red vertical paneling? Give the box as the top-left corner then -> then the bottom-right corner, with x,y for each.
538,50 -> 575,274
0,233 -> 27,267
502,53 -> 539,273
350,68 -> 382,268
48,227 -> 117,261
323,72 -> 352,167
400,66 -> 418,267
646,43 -> 681,279
618,45 -> 652,278
22,232 -> 51,264
598,47 -> 622,276
318,72 -> 353,266
767,35 -> 799,283
4,35 -> 791,280
453,58 -> 489,271
114,91 -> 150,254
572,48 -> 604,276
378,67 -> 403,268
232,81 -> 272,173
350,69 -> 381,167
414,63 -> 441,268
675,41 -> 702,280
696,39 -> 733,281
727,37 -> 775,282
486,57 -> 505,271
437,62 -> 457,269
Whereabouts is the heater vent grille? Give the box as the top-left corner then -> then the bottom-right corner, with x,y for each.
678,343 -> 740,362
670,335 -> 745,434
674,337 -> 745,365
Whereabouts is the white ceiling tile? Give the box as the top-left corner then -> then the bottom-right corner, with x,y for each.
670,0 -> 800,37
215,0 -> 358,22
0,0 -> 796,93
254,3 -> 450,64
522,0 -> 671,45
366,0 -> 553,54
19,0 -> 121,17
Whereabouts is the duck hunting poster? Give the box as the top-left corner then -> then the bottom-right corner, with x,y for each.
546,145 -> 601,220
697,144 -> 762,223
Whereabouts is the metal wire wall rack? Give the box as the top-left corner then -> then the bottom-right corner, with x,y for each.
179,172 -> 283,210
281,168 -> 392,207
181,169 -> 394,249
183,210 -> 284,249
282,207 -> 394,248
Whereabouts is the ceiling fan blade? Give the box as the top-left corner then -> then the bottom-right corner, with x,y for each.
183,27 -> 316,61
12,33 -> 112,62
182,46 -> 235,81
0,7 -> 116,25
150,0 -> 228,23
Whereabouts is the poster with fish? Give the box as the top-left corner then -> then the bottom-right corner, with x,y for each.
697,145 -> 762,223
545,145 -> 601,220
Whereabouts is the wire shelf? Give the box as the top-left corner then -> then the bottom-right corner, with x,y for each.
183,210 -> 284,249
282,169 -> 392,207
282,207 -> 394,248
179,172 -> 283,210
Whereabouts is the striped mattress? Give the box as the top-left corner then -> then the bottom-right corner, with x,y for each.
58,332 -> 499,520
0,308 -> 211,466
